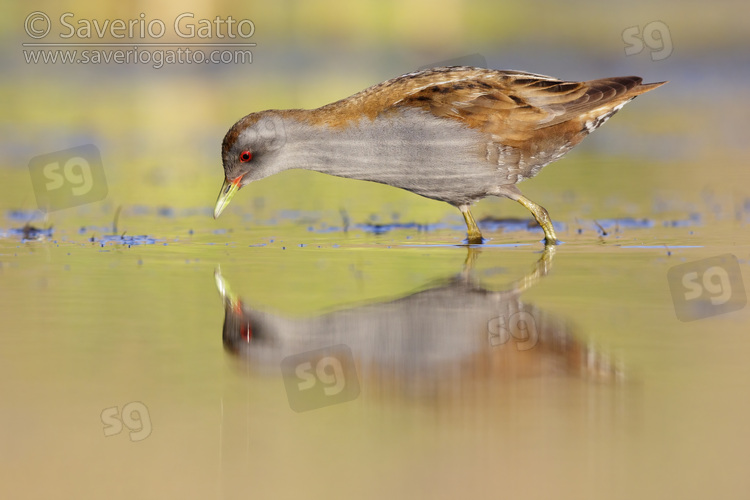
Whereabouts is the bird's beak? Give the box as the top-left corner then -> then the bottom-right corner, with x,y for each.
214,175 -> 243,219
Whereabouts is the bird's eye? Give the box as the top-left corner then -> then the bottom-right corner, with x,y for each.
239,150 -> 252,163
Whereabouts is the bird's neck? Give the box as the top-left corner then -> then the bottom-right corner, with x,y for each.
276,110 -> 379,178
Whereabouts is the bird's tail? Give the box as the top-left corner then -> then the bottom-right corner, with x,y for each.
630,79 -> 668,96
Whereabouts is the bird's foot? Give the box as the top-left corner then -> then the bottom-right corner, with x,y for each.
464,234 -> 487,245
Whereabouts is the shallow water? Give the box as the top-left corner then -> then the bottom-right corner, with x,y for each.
2,204 -> 750,499
4,3 -> 750,493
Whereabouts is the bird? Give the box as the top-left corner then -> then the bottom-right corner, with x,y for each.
213,66 -> 665,245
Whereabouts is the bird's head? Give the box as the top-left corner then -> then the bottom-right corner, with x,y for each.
214,111 -> 288,218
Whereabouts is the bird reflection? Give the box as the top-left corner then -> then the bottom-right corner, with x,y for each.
215,247 -> 621,401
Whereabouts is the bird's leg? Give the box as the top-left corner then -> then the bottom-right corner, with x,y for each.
515,195 -> 559,246
459,205 -> 484,244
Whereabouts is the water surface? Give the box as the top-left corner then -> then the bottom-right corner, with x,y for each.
2,207 -> 749,499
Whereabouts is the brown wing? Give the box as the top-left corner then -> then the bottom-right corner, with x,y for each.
383,67 -> 665,147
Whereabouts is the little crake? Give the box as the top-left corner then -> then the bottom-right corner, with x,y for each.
214,66 -> 665,245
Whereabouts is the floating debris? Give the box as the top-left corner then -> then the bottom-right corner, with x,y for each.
479,217 -> 560,234
6,223 -> 54,241
662,213 -> 701,227
357,221 -> 443,234
93,234 -> 160,247
593,218 -> 654,230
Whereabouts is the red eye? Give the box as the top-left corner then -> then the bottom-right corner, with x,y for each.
239,150 -> 252,162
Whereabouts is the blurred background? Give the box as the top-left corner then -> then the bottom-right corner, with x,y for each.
2,1 -> 750,499
2,0 -> 748,224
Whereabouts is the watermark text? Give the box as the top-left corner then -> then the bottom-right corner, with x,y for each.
281,345 -> 360,412
101,401 -> 152,442
667,254 -> 746,321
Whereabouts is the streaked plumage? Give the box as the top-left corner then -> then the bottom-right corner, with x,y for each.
215,66 -> 666,244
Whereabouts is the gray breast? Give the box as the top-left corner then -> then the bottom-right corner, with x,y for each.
283,108 -> 510,205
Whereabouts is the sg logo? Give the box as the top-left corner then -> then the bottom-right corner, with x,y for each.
622,21 -> 673,61
281,345 -> 360,413
668,254 -> 746,322
296,357 -> 347,396
487,311 -> 539,350
43,156 -> 94,195
28,144 -> 107,212
101,401 -> 152,442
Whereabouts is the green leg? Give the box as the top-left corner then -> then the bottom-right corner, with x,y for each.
459,205 -> 484,244
515,195 -> 559,246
